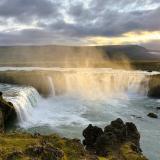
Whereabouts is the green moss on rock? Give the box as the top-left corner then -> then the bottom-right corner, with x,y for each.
120,143 -> 148,160
0,133 -> 92,160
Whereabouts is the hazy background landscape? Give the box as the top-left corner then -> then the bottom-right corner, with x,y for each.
0,0 -> 160,160
0,45 -> 160,71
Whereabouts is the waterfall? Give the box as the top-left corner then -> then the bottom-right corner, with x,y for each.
0,68 -> 151,123
62,69 -> 149,99
47,76 -> 56,96
2,85 -> 40,122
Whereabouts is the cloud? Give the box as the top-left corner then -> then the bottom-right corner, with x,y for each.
141,40 -> 160,50
0,0 -> 61,23
0,0 -> 159,46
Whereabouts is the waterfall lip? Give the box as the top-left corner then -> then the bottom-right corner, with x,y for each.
0,66 -> 160,75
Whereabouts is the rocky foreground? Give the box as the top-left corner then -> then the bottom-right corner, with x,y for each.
0,92 -> 148,160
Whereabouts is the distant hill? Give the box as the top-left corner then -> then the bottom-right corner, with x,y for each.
97,45 -> 156,60
0,45 -> 159,66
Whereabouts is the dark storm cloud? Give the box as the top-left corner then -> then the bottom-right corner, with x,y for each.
0,0 -> 61,22
66,0 -> 160,37
0,29 -> 55,45
0,28 -> 88,46
48,5 -> 160,37
0,0 -> 160,46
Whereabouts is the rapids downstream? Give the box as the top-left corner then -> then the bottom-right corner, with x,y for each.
0,67 -> 160,160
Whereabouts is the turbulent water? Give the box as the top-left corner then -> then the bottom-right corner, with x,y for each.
0,67 -> 160,160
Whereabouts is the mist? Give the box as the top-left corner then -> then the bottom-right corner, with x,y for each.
0,45 -> 138,70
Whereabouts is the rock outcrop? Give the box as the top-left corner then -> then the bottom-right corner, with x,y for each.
83,118 -> 148,160
148,74 -> 160,98
0,92 -> 17,132
83,124 -> 103,151
147,112 -> 158,118
0,118 -> 149,160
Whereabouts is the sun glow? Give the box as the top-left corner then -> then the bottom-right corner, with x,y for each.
87,31 -> 160,45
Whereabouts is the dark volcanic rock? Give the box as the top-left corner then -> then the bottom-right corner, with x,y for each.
83,124 -> 103,150
83,118 -> 142,157
0,92 -> 17,132
156,107 -> 160,110
125,122 -> 140,149
148,75 -> 160,98
147,112 -> 158,118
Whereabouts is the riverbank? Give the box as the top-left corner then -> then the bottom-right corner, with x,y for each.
0,93 -> 148,160
0,125 -> 148,160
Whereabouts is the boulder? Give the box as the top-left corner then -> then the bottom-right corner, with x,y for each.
104,118 -> 126,142
95,131 -> 117,156
147,113 -> 158,118
82,124 -> 103,150
0,92 -> 17,132
148,75 -> 160,98
83,118 -> 146,159
125,122 -> 140,149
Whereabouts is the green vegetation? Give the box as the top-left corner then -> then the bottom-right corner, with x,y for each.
0,133 -> 88,160
0,133 -> 148,160
120,143 -> 148,160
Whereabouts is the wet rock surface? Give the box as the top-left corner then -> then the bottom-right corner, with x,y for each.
148,75 -> 160,98
0,92 -> 17,132
147,112 -> 158,118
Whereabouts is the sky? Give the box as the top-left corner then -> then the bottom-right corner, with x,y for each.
0,0 -> 160,49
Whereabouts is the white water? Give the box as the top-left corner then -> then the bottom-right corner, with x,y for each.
0,67 -> 160,160
1,84 -> 40,122
62,70 -> 149,99
47,76 -> 56,96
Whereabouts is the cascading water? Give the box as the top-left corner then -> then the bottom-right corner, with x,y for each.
0,68 -> 150,124
47,76 -> 56,96
62,70 -> 149,98
1,84 -> 40,122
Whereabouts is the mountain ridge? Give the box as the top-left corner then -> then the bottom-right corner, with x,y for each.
0,45 -> 159,65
